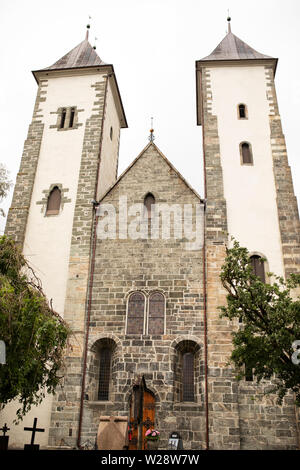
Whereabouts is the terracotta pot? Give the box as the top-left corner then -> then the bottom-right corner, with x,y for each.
146,439 -> 160,450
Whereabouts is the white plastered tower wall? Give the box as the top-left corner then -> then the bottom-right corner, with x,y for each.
2,37 -> 127,449
208,63 -> 285,277
196,23 -> 300,282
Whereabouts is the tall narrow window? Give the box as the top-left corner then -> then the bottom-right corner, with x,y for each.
127,292 -> 145,334
250,255 -> 266,283
46,186 -> 61,215
240,142 -> 253,165
144,193 -> 155,219
148,292 -> 165,335
69,107 -> 75,128
238,103 -> 247,119
60,108 -> 66,129
182,352 -> 195,402
98,347 -> 112,400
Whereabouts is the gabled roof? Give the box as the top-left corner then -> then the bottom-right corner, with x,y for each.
98,142 -> 204,203
200,31 -> 274,62
38,38 -> 106,71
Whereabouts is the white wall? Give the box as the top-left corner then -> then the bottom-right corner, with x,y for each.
23,73 -> 105,316
209,65 -> 285,277
0,394 -> 53,449
3,70 -> 121,449
97,78 -> 121,199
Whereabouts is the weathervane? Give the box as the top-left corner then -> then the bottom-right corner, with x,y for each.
86,15 -> 91,40
148,117 -> 155,142
227,10 -> 231,33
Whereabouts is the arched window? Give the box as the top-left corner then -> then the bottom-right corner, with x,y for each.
144,193 -> 155,219
127,292 -> 145,335
98,347 -> 112,400
46,186 -> 61,215
238,103 -> 247,119
240,142 -> 253,165
148,292 -> 165,335
250,255 -> 266,283
174,340 -> 200,403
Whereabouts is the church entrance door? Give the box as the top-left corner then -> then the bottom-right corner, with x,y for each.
128,377 -> 155,450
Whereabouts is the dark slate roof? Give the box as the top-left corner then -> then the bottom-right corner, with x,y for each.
200,31 -> 274,62
40,39 -> 106,71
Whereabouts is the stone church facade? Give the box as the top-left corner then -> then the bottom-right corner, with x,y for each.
2,21 -> 300,450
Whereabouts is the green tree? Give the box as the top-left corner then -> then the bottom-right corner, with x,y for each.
0,236 -> 71,421
219,239 -> 300,406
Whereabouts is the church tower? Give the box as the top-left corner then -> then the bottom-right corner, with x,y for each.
196,19 -> 300,449
196,17 -> 300,280
3,27 -> 127,448
5,26 -> 127,316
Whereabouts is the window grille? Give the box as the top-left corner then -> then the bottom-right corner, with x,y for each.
98,348 -> 112,401
182,352 -> 195,401
127,292 -> 145,334
148,292 -> 165,335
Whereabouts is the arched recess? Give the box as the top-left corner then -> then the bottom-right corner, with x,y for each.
144,193 -> 155,218
172,338 -> 202,403
87,337 -> 118,402
237,103 -> 248,119
240,141 -> 253,165
46,186 -> 61,215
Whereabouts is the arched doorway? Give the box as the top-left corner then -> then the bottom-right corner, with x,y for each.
128,376 -> 156,450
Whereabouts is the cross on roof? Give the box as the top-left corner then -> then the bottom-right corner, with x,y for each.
24,418 -> 45,445
0,423 -> 10,436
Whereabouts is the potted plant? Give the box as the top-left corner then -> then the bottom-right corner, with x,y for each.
145,429 -> 160,450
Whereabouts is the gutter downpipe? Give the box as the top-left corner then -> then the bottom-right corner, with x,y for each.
77,73 -> 110,449
198,66 -> 209,450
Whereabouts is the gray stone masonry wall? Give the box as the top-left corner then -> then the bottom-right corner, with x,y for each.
265,66 -> 300,279
5,80 -> 48,246
87,144 -> 205,449
49,143 -> 206,450
48,78 -> 108,448
201,66 -> 299,449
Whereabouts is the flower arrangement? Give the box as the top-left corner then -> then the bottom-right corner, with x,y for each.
145,429 -> 160,441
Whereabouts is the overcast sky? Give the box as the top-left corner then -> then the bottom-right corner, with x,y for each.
0,0 -> 299,234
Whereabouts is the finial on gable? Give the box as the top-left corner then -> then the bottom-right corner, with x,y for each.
148,117 -> 155,142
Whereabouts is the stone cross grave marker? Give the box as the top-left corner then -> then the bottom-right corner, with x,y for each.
24,417 -> 45,450
0,423 -> 10,451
